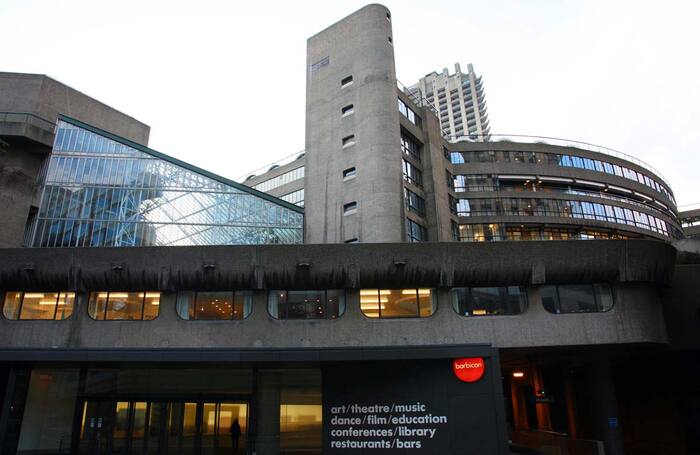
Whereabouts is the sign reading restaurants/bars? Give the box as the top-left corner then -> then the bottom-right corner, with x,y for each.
322,354 -> 508,454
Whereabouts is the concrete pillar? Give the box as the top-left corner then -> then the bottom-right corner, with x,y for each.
254,372 -> 281,455
588,359 -> 625,455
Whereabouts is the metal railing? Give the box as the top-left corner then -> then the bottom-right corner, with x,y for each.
446,133 -> 671,188
0,111 -> 56,132
236,150 -> 306,183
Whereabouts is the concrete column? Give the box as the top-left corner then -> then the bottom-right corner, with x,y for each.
588,359 -> 625,455
254,372 -> 281,455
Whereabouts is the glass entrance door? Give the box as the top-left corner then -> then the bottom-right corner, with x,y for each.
78,400 -> 248,454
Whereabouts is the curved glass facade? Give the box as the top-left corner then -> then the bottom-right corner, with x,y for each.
454,197 -> 676,238
28,119 -> 303,247
449,149 -> 674,202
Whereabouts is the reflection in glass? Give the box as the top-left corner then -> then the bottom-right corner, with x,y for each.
30,120 -> 303,247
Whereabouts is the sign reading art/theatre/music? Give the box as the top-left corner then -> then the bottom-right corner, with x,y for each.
323,357 -> 507,453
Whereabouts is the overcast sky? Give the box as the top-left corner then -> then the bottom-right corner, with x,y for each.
2,0 -> 698,206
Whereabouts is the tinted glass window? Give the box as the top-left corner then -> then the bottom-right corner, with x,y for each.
541,284 -> 614,314
268,290 -> 345,320
451,287 -> 527,316
177,291 -> 252,320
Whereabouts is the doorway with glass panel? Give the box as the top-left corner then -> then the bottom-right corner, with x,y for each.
78,399 -> 248,454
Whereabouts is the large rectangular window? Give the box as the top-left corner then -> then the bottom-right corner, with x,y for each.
360,289 -> 435,318
2,291 -> 75,320
252,167 -> 305,192
451,287 -> 527,316
176,291 -> 252,320
88,292 -> 160,320
541,284 -> 614,314
268,290 -> 345,320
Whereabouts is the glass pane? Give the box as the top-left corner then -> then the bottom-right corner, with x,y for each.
56,292 -> 75,320
105,292 -> 145,320
594,284 -> 615,311
19,292 -> 58,320
558,285 -> 597,313
3,292 -> 23,319
280,404 -> 322,452
177,291 -> 195,320
131,402 -> 147,448
147,402 -> 163,451
143,293 -> 160,320
326,290 -> 345,319
196,292 -> 234,320
201,402 -> 217,449
113,401 -> 130,447
220,403 -> 247,452
540,286 -> 559,314
382,289 -> 419,318
418,289 -> 435,317
233,291 -> 252,320
17,369 -> 80,453
359,290 -> 381,318
88,293 -> 108,320
182,402 -> 198,441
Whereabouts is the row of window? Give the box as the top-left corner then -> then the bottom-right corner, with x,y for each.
448,175 -> 674,220
1,285 -> 615,321
252,167 -> 305,193
449,150 -> 674,202
453,223 -> 630,242
453,197 -> 673,237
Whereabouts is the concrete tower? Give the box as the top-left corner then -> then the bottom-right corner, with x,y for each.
304,4 -> 405,243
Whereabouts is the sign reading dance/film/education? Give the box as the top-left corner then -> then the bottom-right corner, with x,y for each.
322,356 -> 508,453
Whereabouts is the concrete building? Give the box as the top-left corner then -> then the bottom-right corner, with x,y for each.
0,4 -> 697,455
407,63 -> 491,141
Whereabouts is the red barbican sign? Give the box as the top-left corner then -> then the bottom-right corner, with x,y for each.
453,357 -> 486,383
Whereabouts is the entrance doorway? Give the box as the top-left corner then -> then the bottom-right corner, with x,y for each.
78,399 -> 248,454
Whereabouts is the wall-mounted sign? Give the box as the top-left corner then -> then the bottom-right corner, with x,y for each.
452,358 -> 485,383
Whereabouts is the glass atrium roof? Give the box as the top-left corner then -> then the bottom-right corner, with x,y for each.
27,117 -> 303,247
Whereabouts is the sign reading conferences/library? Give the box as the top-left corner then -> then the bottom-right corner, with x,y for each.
322,357 -> 504,453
